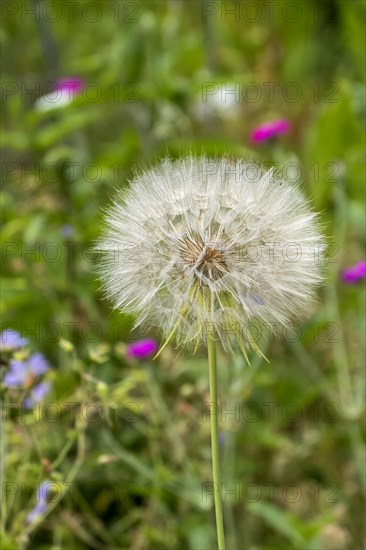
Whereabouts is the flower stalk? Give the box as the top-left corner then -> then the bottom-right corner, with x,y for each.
207,336 -> 225,550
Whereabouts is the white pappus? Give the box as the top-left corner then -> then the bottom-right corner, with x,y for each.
96,156 -> 325,357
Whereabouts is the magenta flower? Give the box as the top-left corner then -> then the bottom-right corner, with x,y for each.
35,76 -> 84,111
250,119 -> 291,144
127,339 -> 158,359
342,261 -> 366,284
55,77 -> 83,94
0,329 -> 28,352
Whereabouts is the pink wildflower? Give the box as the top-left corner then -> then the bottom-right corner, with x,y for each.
250,119 -> 291,144
342,261 -> 366,284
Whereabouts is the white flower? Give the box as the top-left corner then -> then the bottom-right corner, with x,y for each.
97,157 -> 325,355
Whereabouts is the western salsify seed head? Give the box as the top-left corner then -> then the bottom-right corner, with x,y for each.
96,156 -> 325,357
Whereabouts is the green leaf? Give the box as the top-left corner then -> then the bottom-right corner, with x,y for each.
248,501 -> 306,547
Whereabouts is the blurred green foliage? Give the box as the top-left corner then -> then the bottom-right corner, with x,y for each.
1,1 -> 365,549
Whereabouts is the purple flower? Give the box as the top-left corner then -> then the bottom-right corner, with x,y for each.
250,119 -> 291,144
127,339 -> 158,359
0,329 -> 28,352
218,432 -> 227,446
60,224 -> 74,238
26,480 -> 52,524
342,261 -> 366,284
3,353 -> 50,389
23,381 -> 52,409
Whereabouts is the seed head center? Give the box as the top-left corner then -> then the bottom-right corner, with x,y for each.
179,233 -> 228,282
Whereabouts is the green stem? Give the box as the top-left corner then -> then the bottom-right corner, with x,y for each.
0,407 -> 7,531
207,337 -> 226,550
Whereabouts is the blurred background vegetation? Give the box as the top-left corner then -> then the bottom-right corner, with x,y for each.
1,1 -> 365,548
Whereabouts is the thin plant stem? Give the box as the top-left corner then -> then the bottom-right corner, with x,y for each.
0,406 -> 6,531
326,171 -> 359,416
207,337 -> 225,550
33,0 -> 59,79
21,413 -> 86,545
145,364 -> 191,466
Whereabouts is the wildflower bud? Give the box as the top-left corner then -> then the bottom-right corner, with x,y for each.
59,338 -> 74,352
96,381 -> 108,399
41,458 -> 52,475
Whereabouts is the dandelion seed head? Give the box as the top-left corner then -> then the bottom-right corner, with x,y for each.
97,156 -> 325,353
